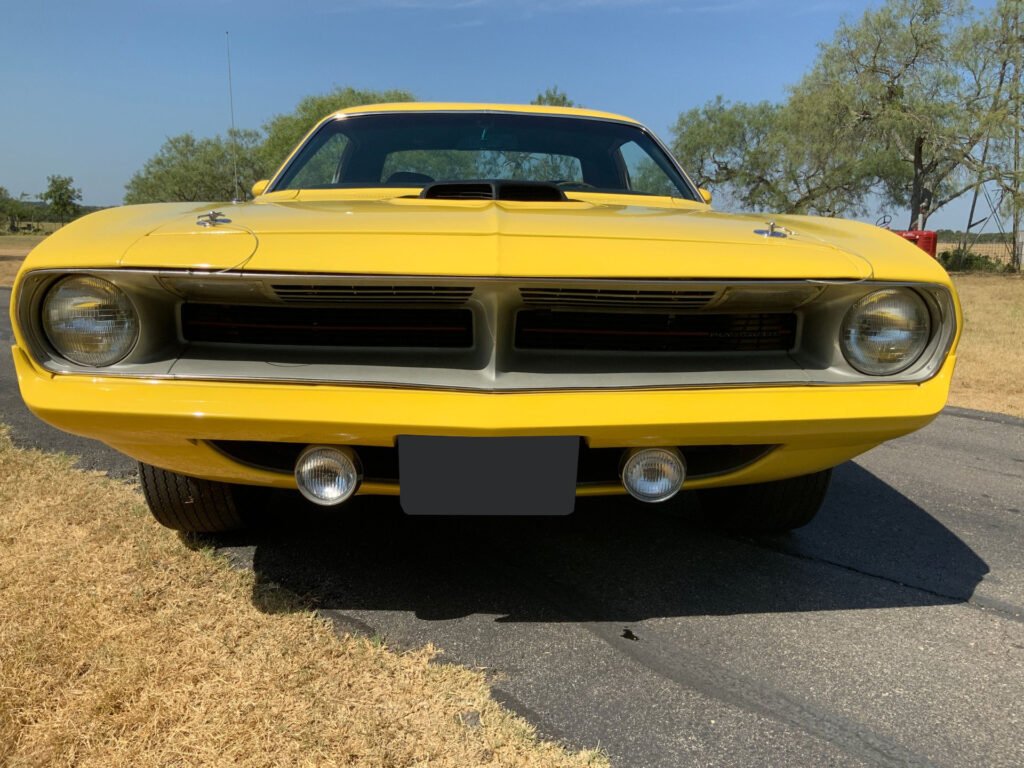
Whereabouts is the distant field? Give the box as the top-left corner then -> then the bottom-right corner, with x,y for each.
0,235 -> 45,286
0,234 -> 46,254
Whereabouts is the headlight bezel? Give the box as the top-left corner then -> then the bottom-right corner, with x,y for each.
40,275 -> 141,367
839,287 -> 934,376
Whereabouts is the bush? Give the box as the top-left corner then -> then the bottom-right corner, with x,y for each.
938,247 -> 1007,273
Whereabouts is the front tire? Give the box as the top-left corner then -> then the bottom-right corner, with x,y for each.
696,469 -> 832,534
139,462 -> 244,533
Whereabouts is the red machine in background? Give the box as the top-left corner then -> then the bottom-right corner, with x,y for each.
884,204 -> 938,259
895,229 -> 938,258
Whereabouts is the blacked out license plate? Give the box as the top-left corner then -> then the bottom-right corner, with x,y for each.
397,436 -> 580,516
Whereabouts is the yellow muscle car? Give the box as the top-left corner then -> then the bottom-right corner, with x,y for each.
9,103 -> 960,533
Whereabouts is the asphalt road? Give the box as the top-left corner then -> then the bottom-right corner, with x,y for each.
3,284 -> 1023,767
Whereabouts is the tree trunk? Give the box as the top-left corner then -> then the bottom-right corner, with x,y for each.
908,136 -> 926,230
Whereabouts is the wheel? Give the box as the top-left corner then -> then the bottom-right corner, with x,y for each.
696,469 -> 832,534
138,462 -> 244,533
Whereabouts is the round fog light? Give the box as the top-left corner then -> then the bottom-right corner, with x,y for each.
621,448 -> 686,503
294,446 -> 361,506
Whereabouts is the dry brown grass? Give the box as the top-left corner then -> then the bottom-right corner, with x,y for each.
0,236 -> 44,287
0,431 -> 606,768
948,274 -> 1024,418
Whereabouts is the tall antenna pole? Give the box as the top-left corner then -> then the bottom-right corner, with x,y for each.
1013,3 -> 1022,271
226,30 -> 241,202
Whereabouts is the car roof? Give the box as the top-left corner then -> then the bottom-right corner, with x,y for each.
332,102 -> 642,125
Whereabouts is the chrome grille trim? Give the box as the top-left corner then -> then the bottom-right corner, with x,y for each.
520,286 -> 717,310
271,284 -> 473,304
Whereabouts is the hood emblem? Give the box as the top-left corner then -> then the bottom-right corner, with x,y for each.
196,210 -> 232,228
754,221 -> 789,239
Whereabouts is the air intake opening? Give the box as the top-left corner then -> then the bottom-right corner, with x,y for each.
420,180 -> 568,202
515,311 -> 798,352
181,303 -> 474,348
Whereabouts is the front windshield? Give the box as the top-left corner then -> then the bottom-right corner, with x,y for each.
273,112 -> 698,200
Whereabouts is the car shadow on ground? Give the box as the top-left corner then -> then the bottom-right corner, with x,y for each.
214,461 -> 988,625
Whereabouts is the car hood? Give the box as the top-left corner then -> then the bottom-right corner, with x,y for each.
29,196 -> 946,283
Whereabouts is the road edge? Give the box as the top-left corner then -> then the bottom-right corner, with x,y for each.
942,405 -> 1024,428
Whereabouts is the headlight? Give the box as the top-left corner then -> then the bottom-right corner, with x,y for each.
42,276 -> 139,366
841,288 -> 931,375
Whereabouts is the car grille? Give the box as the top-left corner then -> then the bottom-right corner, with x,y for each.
514,310 -> 797,352
181,303 -> 475,348
147,276 -> 826,390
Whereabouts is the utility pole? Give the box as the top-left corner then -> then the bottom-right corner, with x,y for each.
961,9 -> 1012,254
1014,3 -> 1023,271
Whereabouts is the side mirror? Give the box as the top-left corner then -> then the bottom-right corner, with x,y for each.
698,188 -> 712,205
251,179 -> 269,197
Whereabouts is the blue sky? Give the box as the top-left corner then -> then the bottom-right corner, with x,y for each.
0,0 -> 995,228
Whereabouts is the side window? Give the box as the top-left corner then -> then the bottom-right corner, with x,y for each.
618,141 -> 678,196
288,134 -> 349,188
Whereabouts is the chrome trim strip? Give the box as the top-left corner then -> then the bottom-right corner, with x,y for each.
38,368 -> 948,394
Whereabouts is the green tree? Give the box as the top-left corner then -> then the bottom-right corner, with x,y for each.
671,0 -> 1014,226
39,175 -> 82,225
124,129 -> 263,204
531,86 -> 576,107
260,87 -> 415,174
671,97 -> 874,216
973,0 -> 1023,269
0,186 -> 15,231
2,191 -> 45,229
793,0 -> 1009,228
672,99 -> 780,209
